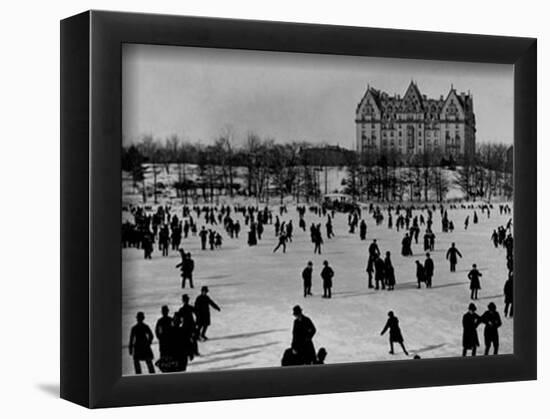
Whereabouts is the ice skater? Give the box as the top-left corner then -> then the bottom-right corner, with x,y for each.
480,302 -> 502,355
462,303 -> 480,356
504,273 -> 513,317
446,242 -> 462,272
321,260 -> 334,298
302,261 -> 313,297
155,305 -> 173,359
384,251 -> 395,290
380,311 -> 409,356
424,253 -> 434,288
467,264 -> 482,300
194,286 -> 221,341
128,312 -> 155,374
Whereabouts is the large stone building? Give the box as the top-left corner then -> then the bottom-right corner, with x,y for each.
355,81 -> 476,159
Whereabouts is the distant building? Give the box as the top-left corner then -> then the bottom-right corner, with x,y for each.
355,81 -> 476,159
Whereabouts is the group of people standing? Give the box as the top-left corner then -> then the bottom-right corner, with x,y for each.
128,287 -> 221,374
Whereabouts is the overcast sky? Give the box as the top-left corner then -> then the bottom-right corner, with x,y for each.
122,44 -> 513,149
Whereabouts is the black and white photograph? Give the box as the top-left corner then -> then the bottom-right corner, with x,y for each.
121,44 -> 514,375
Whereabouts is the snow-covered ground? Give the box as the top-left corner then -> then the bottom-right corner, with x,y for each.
122,202 -> 513,375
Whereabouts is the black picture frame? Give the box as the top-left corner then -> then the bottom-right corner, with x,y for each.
60,10 -> 537,408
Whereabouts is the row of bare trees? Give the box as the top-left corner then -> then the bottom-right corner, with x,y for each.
344,143 -> 512,202
122,133 -> 512,204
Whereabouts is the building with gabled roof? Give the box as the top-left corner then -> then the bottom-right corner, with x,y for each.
355,81 -> 476,159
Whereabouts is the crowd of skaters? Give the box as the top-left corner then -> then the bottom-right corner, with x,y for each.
124,198 -> 514,372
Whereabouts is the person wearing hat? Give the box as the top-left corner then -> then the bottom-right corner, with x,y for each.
178,294 -> 199,357
320,260 -> 334,298
480,302 -> 502,355
462,303 -> 480,356
194,286 -> 221,341
384,251 -> 396,291
291,305 -> 317,364
467,263 -> 482,300
302,261 -> 313,297
380,311 -> 409,356
128,311 -> 155,374
446,242 -> 463,272
424,253 -> 434,288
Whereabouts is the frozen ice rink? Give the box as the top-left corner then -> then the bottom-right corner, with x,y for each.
122,203 -> 513,375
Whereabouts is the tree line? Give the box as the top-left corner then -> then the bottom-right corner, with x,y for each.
122,132 -> 512,204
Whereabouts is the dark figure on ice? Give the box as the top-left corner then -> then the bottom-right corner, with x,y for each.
491,229 -> 499,248
462,303 -> 480,356
155,305 -> 173,358
359,220 -> 367,240
248,223 -> 258,246
178,294 -> 199,358
367,239 -> 380,288
415,260 -> 426,288
159,224 -> 170,256
467,264 -> 482,300
199,226 -> 208,250
380,311 -> 409,356
374,255 -> 386,290
424,253 -> 434,288
129,312 -> 155,374
176,252 -> 195,289
504,273 -> 513,317
273,232 -> 288,253
401,233 -> 413,256
321,260 -> 334,298
326,217 -> 334,239
291,305 -> 317,365
302,261 -> 313,297
313,225 -> 324,255
194,286 -> 221,341
314,347 -> 327,365
480,302 -> 502,355
143,231 -> 154,259
384,251 -> 396,290
446,242 -> 462,272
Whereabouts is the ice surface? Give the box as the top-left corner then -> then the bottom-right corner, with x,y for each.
122,203 -> 513,375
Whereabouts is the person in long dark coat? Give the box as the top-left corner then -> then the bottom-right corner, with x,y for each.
424,253 -> 434,288
479,302 -> 502,355
401,233 -> 412,256
384,251 -> 396,290
467,264 -> 482,300
302,261 -> 313,297
446,242 -> 462,272
380,311 -> 409,356
178,294 -> 199,358
504,273 -> 513,317
199,226 -> 208,250
359,220 -> 367,240
374,256 -> 386,290
415,260 -> 426,288
155,305 -> 173,359
194,286 -> 221,340
320,260 -> 334,298
142,231 -> 154,259
170,313 -> 190,372
291,305 -> 317,365
462,303 -> 480,356
129,312 -> 155,374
